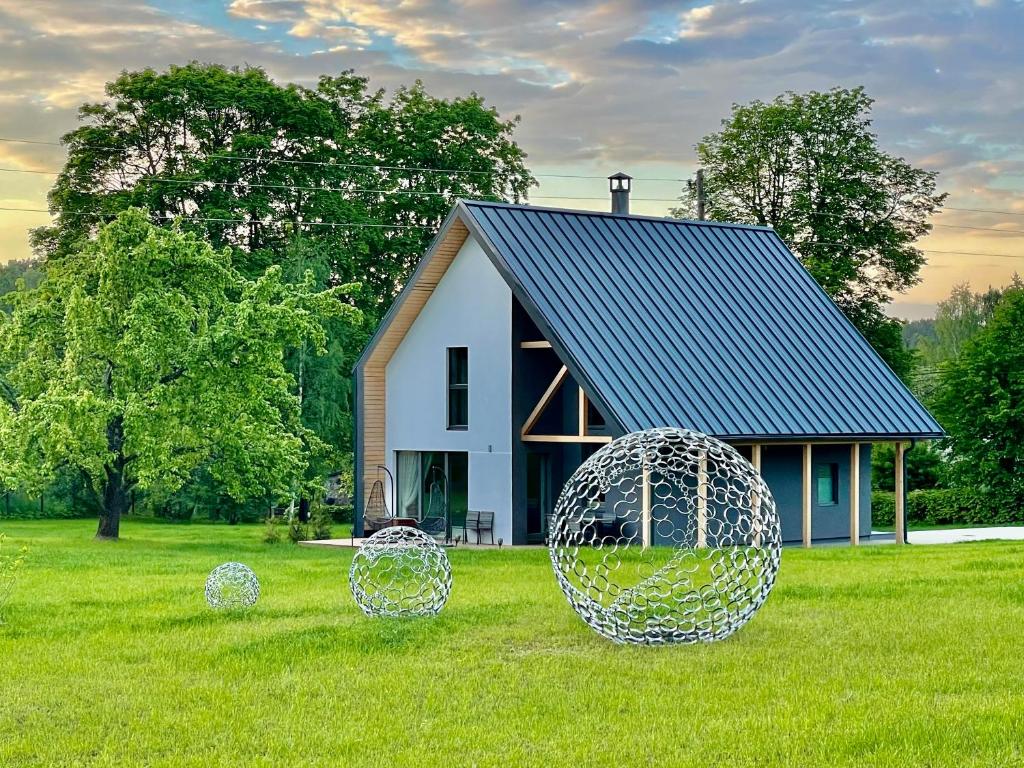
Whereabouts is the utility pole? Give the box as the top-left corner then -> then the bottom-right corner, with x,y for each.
695,169 -> 706,221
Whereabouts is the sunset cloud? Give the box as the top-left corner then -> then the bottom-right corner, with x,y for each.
0,0 -> 1022,315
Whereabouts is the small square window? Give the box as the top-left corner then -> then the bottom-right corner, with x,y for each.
816,463 -> 839,506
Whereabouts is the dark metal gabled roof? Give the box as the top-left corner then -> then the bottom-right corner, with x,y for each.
459,199 -> 943,441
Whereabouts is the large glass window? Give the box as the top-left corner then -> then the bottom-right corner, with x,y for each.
395,451 -> 468,528
816,463 -> 839,506
447,347 -> 468,430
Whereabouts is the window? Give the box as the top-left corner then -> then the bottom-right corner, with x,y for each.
395,451 -> 468,527
447,347 -> 468,430
586,398 -> 606,431
816,463 -> 839,506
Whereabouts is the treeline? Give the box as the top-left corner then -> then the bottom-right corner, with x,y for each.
0,63 -> 534,537
871,277 -> 1024,526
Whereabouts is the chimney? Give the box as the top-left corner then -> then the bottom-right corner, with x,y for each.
608,171 -> 632,215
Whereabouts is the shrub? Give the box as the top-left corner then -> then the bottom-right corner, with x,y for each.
872,488 -> 1021,528
0,533 -> 28,622
328,504 -> 353,525
262,515 -> 282,544
309,503 -> 333,540
0,490 -> 83,520
872,442 -> 947,491
287,515 -> 308,544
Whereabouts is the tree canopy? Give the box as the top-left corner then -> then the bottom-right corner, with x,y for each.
33,62 -> 535,320
932,286 -> 1024,513
27,62 -> 535,515
675,87 -> 945,378
0,210 -> 360,538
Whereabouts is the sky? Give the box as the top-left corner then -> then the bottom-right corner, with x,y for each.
1,1 -> 1023,319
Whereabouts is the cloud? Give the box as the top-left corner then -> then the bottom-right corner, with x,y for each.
0,0 -> 1021,306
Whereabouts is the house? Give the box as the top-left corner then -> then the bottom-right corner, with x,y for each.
352,178 -> 943,546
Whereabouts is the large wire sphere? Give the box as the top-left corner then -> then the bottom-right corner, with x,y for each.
205,562 -> 260,610
549,428 -> 781,645
349,526 -> 452,617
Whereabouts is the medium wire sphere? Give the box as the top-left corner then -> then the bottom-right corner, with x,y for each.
205,562 -> 260,610
549,428 -> 781,645
349,526 -> 452,617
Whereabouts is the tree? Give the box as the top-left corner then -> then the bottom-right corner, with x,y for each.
0,210 -> 360,539
33,62 -> 534,319
675,87 -> 945,378
0,259 -> 44,314
913,280 -> 1017,365
871,441 -> 946,492
932,286 -> 1024,513
32,63 -> 534,506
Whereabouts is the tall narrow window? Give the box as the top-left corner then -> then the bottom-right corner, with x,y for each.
447,347 -> 468,430
816,463 -> 839,506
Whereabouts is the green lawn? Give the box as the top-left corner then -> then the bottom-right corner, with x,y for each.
2,520 -> 1024,767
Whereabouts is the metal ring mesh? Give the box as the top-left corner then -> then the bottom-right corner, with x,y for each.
349,526 -> 452,617
205,562 -> 260,610
549,428 -> 781,644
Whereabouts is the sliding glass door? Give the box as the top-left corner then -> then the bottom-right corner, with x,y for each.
395,451 -> 468,530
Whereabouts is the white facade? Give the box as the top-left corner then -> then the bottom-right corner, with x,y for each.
385,235 -> 514,542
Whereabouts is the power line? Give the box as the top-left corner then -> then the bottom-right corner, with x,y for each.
7,166 -> 1024,229
793,240 -> 1024,259
3,167 -> 1024,222
0,206 -> 431,229
946,205 -> 1024,218
0,136 -> 686,182
0,166 -> 54,176
0,167 -> 687,203
4,206 -> 1024,259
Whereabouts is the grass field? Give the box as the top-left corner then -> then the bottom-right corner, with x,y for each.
2,519 -> 1024,767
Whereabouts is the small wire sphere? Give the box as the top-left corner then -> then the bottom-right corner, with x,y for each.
549,428 -> 781,645
205,562 -> 260,610
349,526 -> 452,617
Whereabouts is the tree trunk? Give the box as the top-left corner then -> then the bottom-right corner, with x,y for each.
298,496 -> 310,523
96,415 -> 129,540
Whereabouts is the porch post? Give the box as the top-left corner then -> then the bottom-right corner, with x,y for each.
751,445 -> 762,547
802,443 -> 812,548
894,441 -> 907,545
850,443 -> 860,546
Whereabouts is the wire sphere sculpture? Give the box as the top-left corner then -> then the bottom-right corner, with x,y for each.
549,428 -> 781,645
349,526 -> 452,617
205,562 -> 260,610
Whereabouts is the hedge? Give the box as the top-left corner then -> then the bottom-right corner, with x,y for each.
872,488 -> 1021,528
0,491 -> 91,520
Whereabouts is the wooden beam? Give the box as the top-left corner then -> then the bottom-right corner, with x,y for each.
520,340 -> 552,349
895,441 -> 906,545
751,444 -> 762,547
578,387 -> 586,437
521,434 -> 612,444
850,443 -> 861,546
521,365 -> 568,437
697,451 -> 708,548
802,443 -> 812,548
731,439 -> 926,446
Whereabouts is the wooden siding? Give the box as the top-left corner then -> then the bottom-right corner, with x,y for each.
359,219 -> 469,505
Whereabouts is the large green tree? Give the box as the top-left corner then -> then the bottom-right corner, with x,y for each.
675,87 -> 945,378
32,63 -> 534,505
33,62 -> 534,319
0,210 -> 359,539
932,286 -> 1024,514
